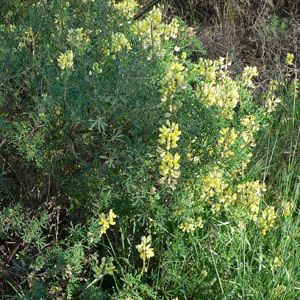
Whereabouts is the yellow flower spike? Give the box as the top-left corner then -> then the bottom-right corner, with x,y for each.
159,162 -> 169,176
57,50 -> 74,70
173,153 -> 180,169
282,200 -> 292,217
195,217 -> 203,228
113,0 -> 139,18
99,209 -> 117,236
107,209 -> 117,225
272,284 -> 287,298
168,158 -> 174,168
152,7 -> 162,24
286,53 -> 294,65
157,122 -> 181,187
136,235 -> 154,273
109,32 -> 132,56
179,217 -> 203,233
271,256 -> 283,271
237,181 -> 266,221
259,206 -> 277,235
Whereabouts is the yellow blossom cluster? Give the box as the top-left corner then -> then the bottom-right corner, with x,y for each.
201,169 -> 228,199
196,58 -> 240,119
240,115 -> 259,147
197,58 -> 220,81
282,200 -> 292,217
258,205 -> 277,235
241,115 -> 259,132
131,7 -> 179,59
159,152 -> 180,180
136,236 -> 154,260
219,188 -> 237,209
209,186 -> 238,213
136,235 -> 154,272
242,66 -> 258,88
240,152 -> 253,170
286,52 -> 294,65
178,217 -> 203,233
270,255 -> 283,271
160,62 -> 186,103
57,50 -> 74,70
271,284 -> 286,299
265,94 -> 281,113
217,127 -> 238,158
264,79 -> 281,113
99,209 -> 117,235
158,120 -> 181,150
157,121 -> 181,187
237,180 -> 266,221
106,32 -> 132,58
112,0 -> 139,18
67,27 -> 90,48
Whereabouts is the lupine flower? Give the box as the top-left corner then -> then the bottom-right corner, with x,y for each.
57,50 -> 74,70
99,209 -> 117,236
286,53 -> 294,65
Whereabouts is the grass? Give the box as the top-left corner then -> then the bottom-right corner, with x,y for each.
248,71 -> 300,299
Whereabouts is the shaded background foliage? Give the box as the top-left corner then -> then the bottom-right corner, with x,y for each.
0,1 -> 166,297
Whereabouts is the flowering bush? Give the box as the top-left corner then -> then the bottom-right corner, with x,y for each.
0,1 -> 299,299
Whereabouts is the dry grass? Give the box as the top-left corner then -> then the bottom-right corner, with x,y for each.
164,0 -> 300,84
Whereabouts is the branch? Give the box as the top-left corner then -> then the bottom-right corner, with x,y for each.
134,0 -> 164,20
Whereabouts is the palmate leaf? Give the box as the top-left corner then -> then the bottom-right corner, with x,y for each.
89,116 -> 107,133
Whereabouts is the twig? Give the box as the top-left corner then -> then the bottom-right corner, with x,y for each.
8,240 -> 23,262
134,0 -> 163,20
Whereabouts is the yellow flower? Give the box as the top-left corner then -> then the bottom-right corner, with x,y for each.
107,209 -> 117,225
242,66 -> 258,87
57,50 -> 74,70
113,0 -> 139,18
136,236 -> 154,260
99,209 -> 117,235
179,217 -> 203,233
201,169 -> 227,198
136,236 -> 154,272
237,181 -> 266,222
286,53 -> 294,65
271,284 -> 286,298
157,121 -> 181,187
271,255 -> 283,271
259,206 -> 277,235
282,201 -> 292,217
110,32 -> 132,53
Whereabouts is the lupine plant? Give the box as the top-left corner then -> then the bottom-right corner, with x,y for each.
0,0 -> 299,299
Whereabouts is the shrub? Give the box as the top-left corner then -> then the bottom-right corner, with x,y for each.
1,1 -> 299,299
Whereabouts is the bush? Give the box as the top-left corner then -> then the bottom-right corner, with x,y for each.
1,1 -> 299,299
